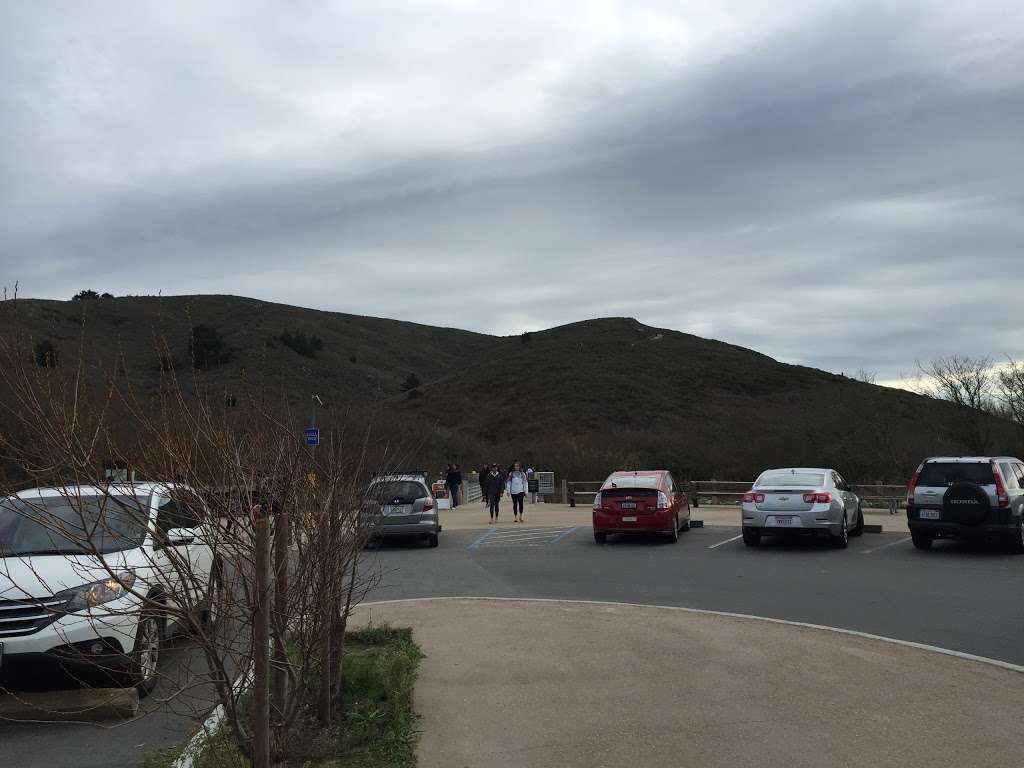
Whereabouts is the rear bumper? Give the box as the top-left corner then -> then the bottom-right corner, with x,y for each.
742,505 -> 844,535
593,509 -> 674,534
366,521 -> 440,537
908,520 -> 1015,536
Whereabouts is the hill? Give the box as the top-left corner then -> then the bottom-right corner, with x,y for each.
0,296 -> 1017,483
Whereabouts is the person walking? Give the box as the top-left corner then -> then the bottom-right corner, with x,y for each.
446,464 -> 462,508
484,463 -> 505,524
507,461 -> 529,523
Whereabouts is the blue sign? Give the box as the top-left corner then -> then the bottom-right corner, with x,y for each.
304,427 -> 320,446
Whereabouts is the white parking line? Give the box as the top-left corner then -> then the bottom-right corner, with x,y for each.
861,536 -> 912,555
479,532 -> 572,545
708,534 -> 743,549
486,527 -> 566,538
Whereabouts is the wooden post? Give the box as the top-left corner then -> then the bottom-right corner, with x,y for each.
271,508 -> 289,733
252,504 -> 271,768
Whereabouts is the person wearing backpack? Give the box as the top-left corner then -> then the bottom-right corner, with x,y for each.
507,461 -> 529,523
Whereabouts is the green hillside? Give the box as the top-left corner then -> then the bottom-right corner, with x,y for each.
1,297 -> 1016,483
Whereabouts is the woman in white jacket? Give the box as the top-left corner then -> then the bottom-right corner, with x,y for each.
507,461 -> 529,523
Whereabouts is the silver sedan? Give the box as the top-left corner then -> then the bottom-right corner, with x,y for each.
740,467 -> 863,548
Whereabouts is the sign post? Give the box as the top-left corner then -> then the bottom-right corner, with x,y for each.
304,427 -> 320,447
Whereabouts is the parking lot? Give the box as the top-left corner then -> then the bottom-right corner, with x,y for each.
4,505 -> 1023,768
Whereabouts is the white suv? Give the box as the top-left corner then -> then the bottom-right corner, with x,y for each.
0,483 -> 218,695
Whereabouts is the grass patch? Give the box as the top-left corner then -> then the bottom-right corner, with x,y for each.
138,624 -> 423,768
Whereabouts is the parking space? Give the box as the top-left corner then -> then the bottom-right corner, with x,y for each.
468,526 -> 577,549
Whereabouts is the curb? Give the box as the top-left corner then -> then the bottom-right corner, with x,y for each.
359,596 -> 1024,674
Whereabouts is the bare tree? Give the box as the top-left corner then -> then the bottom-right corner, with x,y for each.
916,356 -> 997,454
0,312 -> 399,767
995,358 -> 1024,449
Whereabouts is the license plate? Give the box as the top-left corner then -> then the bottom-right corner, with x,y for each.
620,502 -> 636,509
773,516 -> 794,526
919,509 -> 940,520
384,505 -> 406,516
622,516 -> 637,522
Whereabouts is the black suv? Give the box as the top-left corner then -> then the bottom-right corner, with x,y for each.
906,456 -> 1024,552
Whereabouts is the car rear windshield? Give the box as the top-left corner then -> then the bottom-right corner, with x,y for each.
604,475 -> 661,490
756,471 -> 825,488
917,462 -> 994,486
367,481 -> 427,504
0,494 -> 149,556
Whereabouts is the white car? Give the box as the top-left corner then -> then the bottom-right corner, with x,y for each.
0,483 -> 219,695
741,467 -> 864,548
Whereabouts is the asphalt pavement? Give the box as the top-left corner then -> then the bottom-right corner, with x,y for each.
3,517 -> 1022,768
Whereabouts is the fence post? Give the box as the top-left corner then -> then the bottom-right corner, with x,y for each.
561,479 -> 568,505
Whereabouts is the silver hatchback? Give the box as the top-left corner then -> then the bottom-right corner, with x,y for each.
741,467 -> 863,548
360,474 -> 441,548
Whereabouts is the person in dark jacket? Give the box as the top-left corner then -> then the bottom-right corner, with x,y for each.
484,463 -> 505,523
446,464 -> 462,508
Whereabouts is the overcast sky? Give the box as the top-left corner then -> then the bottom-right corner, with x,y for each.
2,1 -> 1022,384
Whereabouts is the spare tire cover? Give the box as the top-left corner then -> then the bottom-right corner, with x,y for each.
942,482 -> 991,525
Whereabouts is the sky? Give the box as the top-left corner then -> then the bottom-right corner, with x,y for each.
1,1 -> 1022,385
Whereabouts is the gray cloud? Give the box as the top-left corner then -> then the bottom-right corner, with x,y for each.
1,1 -> 1022,383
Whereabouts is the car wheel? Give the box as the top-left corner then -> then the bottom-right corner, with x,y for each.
851,506 -> 865,537
831,514 -> 849,549
742,527 -> 760,547
911,529 -> 933,550
667,514 -> 679,542
594,531 -> 607,544
129,612 -> 163,697
1006,517 -> 1024,554
201,562 -> 224,630
427,533 -> 439,548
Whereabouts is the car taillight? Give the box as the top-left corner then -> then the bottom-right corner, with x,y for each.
657,491 -> 670,509
803,492 -> 832,504
422,499 -> 435,512
742,492 -> 765,503
592,492 -> 602,510
906,464 -> 922,506
993,468 -> 1010,508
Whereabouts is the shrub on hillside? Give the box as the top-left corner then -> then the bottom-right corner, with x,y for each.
189,324 -> 232,370
400,373 -> 420,392
33,339 -> 58,367
280,329 -> 324,359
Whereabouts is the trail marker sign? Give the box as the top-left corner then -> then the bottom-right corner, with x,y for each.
304,427 -> 320,446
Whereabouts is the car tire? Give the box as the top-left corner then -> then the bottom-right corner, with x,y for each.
831,513 -> 849,549
201,562 -> 223,631
427,533 -> 439,548
594,531 -> 607,545
851,506 -> 865,537
911,529 -> 933,550
1006,517 -> 1024,554
742,527 -> 760,547
667,514 -> 680,543
129,612 -> 163,697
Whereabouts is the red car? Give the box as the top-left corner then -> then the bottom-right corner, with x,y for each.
592,470 -> 691,544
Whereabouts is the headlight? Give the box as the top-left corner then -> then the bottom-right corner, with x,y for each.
60,571 -> 136,613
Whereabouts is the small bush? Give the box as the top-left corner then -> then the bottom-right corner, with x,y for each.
280,329 -> 324,359
349,355 -> 357,363
33,339 -> 58,367
400,373 -> 420,392
72,289 -> 99,301
189,324 -> 232,370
